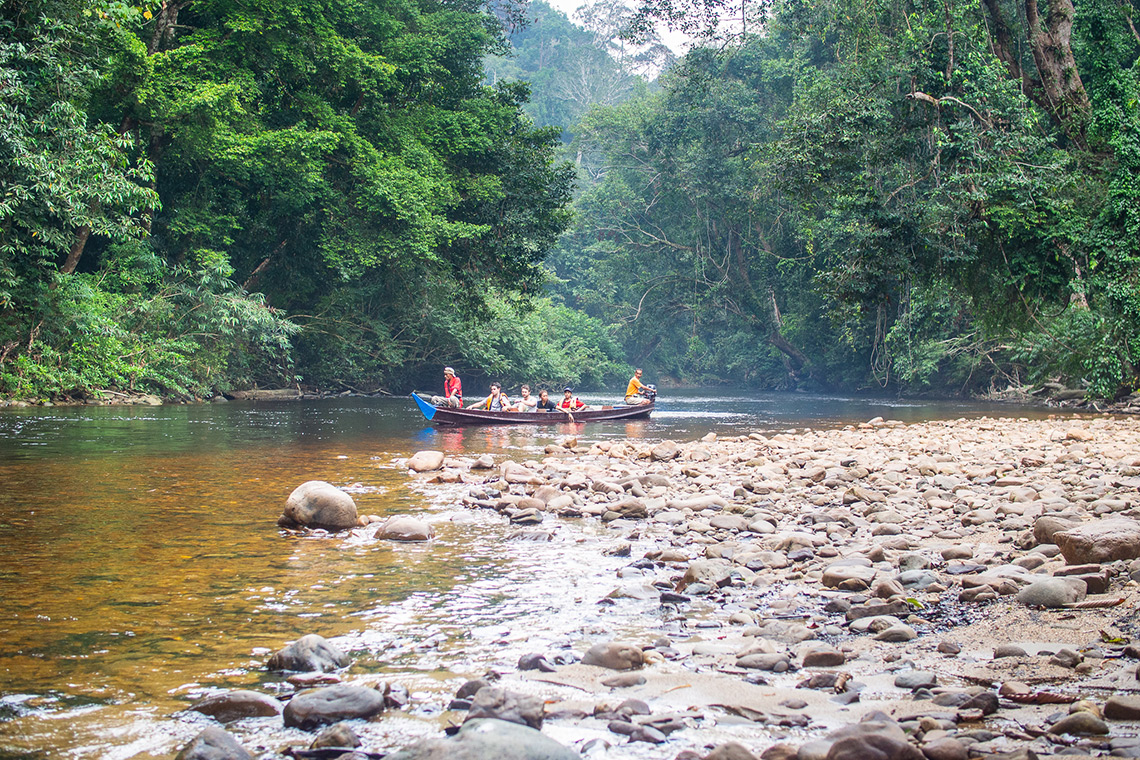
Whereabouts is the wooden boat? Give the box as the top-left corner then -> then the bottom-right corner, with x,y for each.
411,392 -> 653,425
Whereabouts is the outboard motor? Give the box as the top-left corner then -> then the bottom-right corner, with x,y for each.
643,384 -> 657,402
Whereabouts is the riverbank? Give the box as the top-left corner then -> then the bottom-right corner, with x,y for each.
375,414 -> 1140,759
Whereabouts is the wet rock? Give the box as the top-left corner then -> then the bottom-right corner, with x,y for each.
466,686 -> 544,730
517,654 -> 556,672
187,690 -> 283,722
375,515 -> 433,541
1015,577 -> 1087,608
1105,695 -> 1140,720
582,642 -> 643,670
282,684 -> 385,730
455,678 -> 493,700
678,559 -> 733,590
385,718 -> 578,760
1048,711 -> 1110,735
311,722 -> 362,749
174,726 -> 253,760
266,634 -> 349,673
280,481 -> 359,530
1054,518 -> 1140,564
471,454 -> 495,469
407,450 -> 446,472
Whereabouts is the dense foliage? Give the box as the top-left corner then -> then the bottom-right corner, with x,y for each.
0,0 -> 584,399
551,0 -> 1140,397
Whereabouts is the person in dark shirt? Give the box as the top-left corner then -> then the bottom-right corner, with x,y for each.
534,388 -> 558,411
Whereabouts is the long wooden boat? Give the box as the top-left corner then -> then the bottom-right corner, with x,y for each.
411,392 -> 653,425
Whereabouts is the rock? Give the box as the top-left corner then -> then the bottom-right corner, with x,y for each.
821,719 -> 923,760
1048,648 -> 1083,668
385,718 -> 579,760
651,440 -> 680,461
407,450 -> 446,472
704,742 -> 760,760
375,515 -> 433,541
174,726 -> 253,760
282,684 -> 385,730
822,559 -> 876,590
311,722 -> 362,749
1048,711 -> 1110,735
187,690 -> 283,722
1105,695 -> 1140,720
517,654 -> 556,672
602,672 -> 647,688
874,624 -> 917,642
920,737 -> 968,760
467,686 -> 544,730
582,642 -> 644,670
678,559 -> 733,590
737,653 -> 791,671
993,644 -> 1028,658
894,671 -> 937,690
1016,577 -> 1087,608
802,647 -> 846,668
471,454 -> 495,469
1033,515 -> 1081,544
280,481 -> 358,530
1054,518 -> 1140,564
266,634 -> 349,673
958,691 -> 999,715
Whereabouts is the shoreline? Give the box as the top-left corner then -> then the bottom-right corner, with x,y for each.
384,414 -> 1140,759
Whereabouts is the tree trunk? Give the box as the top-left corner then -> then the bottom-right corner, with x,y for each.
60,225 -> 91,274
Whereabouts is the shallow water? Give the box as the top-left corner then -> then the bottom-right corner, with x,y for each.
0,391 -> 1055,758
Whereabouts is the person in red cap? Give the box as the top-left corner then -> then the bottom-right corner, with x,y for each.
557,387 -> 589,411
430,366 -> 462,407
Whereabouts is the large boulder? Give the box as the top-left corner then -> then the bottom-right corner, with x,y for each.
385,718 -> 578,760
282,684 -> 385,730
466,686 -> 545,730
174,726 -> 253,760
375,515 -> 433,542
280,481 -> 358,530
407,451 -> 446,472
187,690 -> 283,722
1054,518 -> 1140,564
266,634 -> 349,673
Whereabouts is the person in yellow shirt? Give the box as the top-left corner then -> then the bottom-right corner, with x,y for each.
624,368 -> 653,406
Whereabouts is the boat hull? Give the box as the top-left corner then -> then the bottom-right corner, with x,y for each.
411,392 -> 653,426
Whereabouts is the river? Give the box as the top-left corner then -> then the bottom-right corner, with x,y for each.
0,390 -> 1050,759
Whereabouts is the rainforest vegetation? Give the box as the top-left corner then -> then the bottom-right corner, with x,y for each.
2,0 -> 1138,400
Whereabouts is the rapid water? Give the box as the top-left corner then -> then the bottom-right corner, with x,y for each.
0,390 -> 1053,758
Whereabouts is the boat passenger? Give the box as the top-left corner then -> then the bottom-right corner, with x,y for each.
534,389 -> 558,411
624,368 -> 652,406
467,382 -> 511,411
557,387 -> 589,411
430,366 -> 462,407
511,385 -> 538,412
